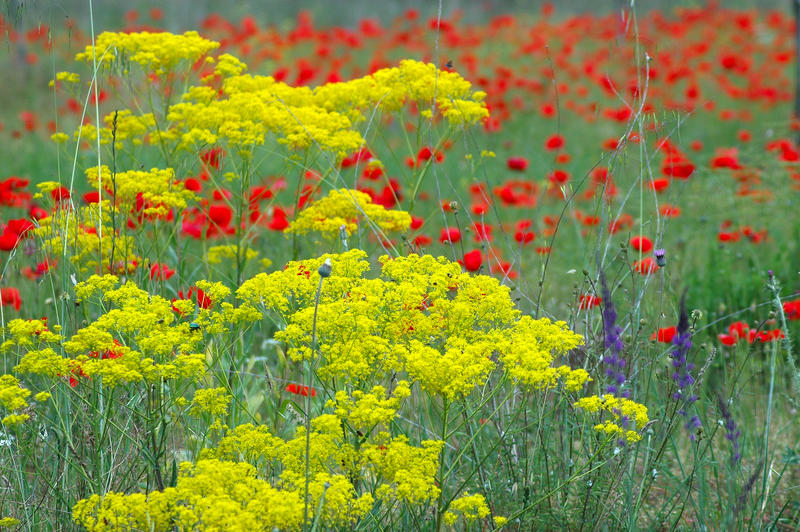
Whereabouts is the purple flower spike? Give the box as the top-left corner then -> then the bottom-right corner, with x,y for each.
717,394 -> 742,464
671,290 -> 700,438
600,272 -> 629,398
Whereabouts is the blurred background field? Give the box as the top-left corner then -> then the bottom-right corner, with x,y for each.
0,0 -> 799,528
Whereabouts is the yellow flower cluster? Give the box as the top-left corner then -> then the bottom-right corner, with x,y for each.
213,414 -> 444,508
362,434 -> 444,504
0,374 -> 30,427
286,188 -> 411,239
72,111 -> 156,148
74,31 -> 487,160
327,380 -> 411,432
167,88 -> 364,155
205,244 -> 260,265
240,251 -> 590,400
211,53 -> 248,78
0,319 -> 62,352
573,394 -> 650,443
84,165 -> 196,217
72,459 -> 305,531
35,206 -> 138,274
499,316 -> 589,391
444,493 -> 491,525
190,387 -> 232,417
75,31 -> 219,75
74,407 -> 446,530
161,47 -> 486,156
237,249 -> 370,315
15,278 -> 207,387
53,71 -> 80,84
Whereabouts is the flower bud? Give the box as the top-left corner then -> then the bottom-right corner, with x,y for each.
318,258 -> 332,278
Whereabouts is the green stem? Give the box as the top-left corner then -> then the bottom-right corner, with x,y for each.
435,399 -> 449,532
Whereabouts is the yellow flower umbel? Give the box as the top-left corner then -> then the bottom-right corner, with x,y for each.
75,110 -> 157,148
574,394 -> 650,443
72,459 -> 305,531
35,206 -> 138,274
16,278 -> 206,388
239,251 -> 592,400
362,433 -> 444,504
444,493 -> 491,525
0,374 -> 31,427
286,188 -> 411,240
163,48 -> 488,158
327,381 -> 411,432
75,31 -> 219,75
84,165 -> 196,218
205,244 -> 260,265
499,315 -> 589,392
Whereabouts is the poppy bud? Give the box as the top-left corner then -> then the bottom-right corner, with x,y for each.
318,258 -> 332,278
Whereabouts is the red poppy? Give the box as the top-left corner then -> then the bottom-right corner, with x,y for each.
783,299 -> 800,320
651,326 -> 677,343
661,157 -> 695,179
439,227 -> 461,244
578,294 -> 602,309
267,207 -> 289,231
200,147 -> 224,170
630,235 -> 653,253
507,157 -> 529,171
634,257 -> 658,275
548,169 -> 570,185
341,147 -> 373,168
545,134 -> 565,150
416,146 -> 444,165
718,333 -> 737,346
83,191 -> 101,204
718,230 -> 740,243
710,148 -> 741,169
472,222 -> 493,242
184,178 -> 202,192
463,249 -> 483,272
660,204 -> 681,217
413,235 -> 432,247
150,263 -> 176,281
285,383 -> 316,397
649,178 -> 670,192
514,230 -> 535,244
208,204 -> 233,228
0,287 -> 21,311
51,186 -> 71,202
173,287 -> 212,314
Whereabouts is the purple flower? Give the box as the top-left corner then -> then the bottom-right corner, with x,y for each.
671,291 -> 700,438
654,248 -> 666,267
600,273 -> 628,397
717,394 -> 742,464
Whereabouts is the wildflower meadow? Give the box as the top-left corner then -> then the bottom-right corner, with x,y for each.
0,1 -> 799,529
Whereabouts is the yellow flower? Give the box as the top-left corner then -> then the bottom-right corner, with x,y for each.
327,381 -> 411,431
76,31 -> 219,75
2,414 -> 29,427
190,387 -> 232,418
574,394 -> 649,443
0,375 -> 30,411
84,165 -> 196,217
72,459 -> 304,531
362,434 -> 444,504
34,391 -> 52,402
444,492 -> 490,525
286,188 -> 411,239
205,245 -> 259,265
